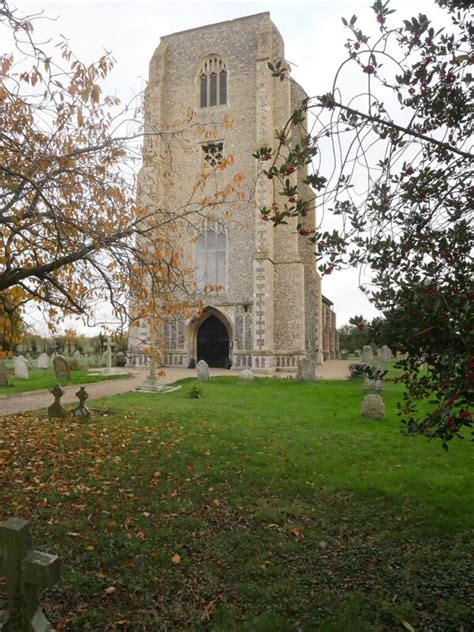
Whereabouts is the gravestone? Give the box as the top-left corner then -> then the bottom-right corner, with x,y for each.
53,355 -> 70,381
361,394 -> 385,419
196,360 -> 210,382
362,345 -> 373,363
297,357 -> 316,381
73,386 -> 91,419
0,517 -> 59,631
240,368 -> 254,381
381,345 -> 392,363
73,350 -> 81,362
363,375 -> 384,393
37,353 -> 49,369
48,384 -> 65,418
0,360 -> 9,386
14,355 -> 29,379
116,351 -> 127,367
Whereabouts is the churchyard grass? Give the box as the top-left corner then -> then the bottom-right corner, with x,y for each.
0,377 -> 471,631
0,365 -> 127,394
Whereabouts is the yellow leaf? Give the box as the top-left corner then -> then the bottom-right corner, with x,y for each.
171,553 -> 181,565
85,544 -> 95,552
104,586 -> 116,594
91,84 -> 101,103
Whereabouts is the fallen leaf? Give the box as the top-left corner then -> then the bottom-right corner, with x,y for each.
319,541 -> 327,549
85,544 -> 95,552
104,586 -> 116,595
292,528 -> 303,541
171,553 -> 181,565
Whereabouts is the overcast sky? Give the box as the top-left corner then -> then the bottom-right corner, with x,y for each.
10,0 -> 446,332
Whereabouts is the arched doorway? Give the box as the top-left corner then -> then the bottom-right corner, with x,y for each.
197,315 -> 230,368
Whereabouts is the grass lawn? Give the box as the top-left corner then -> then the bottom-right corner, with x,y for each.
0,376 -> 472,631
0,366 -> 127,394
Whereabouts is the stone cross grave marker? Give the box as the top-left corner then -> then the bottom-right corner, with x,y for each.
13,355 -> 29,380
53,355 -> 70,381
37,353 -> 49,369
72,386 -> 91,419
48,384 -> 65,418
0,360 -> 9,387
0,517 -> 59,631
196,360 -> 210,382
137,353 -> 166,392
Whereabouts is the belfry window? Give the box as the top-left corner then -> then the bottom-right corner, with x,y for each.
196,221 -> 227,291
199,57 -> 227,108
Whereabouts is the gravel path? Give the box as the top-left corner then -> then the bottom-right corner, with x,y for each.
0,360 -> 351,416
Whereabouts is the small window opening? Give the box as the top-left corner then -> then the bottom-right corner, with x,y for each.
202,142 -> 224,168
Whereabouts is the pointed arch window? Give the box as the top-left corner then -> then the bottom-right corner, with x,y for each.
199,57 -> 227,108
196,221 -> 227,291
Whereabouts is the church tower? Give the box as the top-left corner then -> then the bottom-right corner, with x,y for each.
128,13 -> 324,373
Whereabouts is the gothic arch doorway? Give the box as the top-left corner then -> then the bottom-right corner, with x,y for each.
197,315 -> 230,368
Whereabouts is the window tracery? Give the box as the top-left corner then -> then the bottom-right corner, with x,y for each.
199,57 -> 227,108
196,221 -> 227,291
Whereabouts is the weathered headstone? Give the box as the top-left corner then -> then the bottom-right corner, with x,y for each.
73,386 -> 91,419
240,368 -> 254,381
0,360 -> 9,386
361,394 -> 385,419
297,357 -> 316,381
48,384 -> 65,418
14,355 -> 29,379
53,355 -> 70,381
362,345 -> 373,363
116,351 -> 127,367
0,517 -> 59,631
381,345 -> 392,363
37,352 -> 49,369
196,360 -> 210,382
73,350 -> 81,362
363,375 -> 384,393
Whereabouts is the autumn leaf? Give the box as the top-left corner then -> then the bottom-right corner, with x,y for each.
171,553 -> 181,565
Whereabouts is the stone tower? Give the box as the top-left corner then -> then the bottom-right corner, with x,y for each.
128,12 -> 324,373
